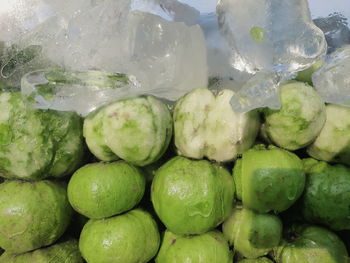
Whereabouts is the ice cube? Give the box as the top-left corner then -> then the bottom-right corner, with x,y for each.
126,11 -> 208,101
217,0 -> 327,74
314,13 -> 350,53
131,0 -> 200,25
312,45 -> 350,106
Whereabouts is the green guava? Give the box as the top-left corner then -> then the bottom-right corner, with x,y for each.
0,180 -> 72,253
83,95 -> 172,166
156,230 -> 233,263
273,225 -> 348,263
237,258 -> 274,263
68,161 -> 145,219
0,91 -> 84,180
79,209 -> 160,263
222,206 -> 282,258
233,145 -> 305,213
174,88 -> 260,162
0,239 -> 82,263
261,81 -> 326,150
307,104 -> 350,166
300,158 -> 350,231
151,156 -> 235,235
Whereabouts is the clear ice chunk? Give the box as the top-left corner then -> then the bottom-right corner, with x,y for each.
314,13 -> 350,54
312,45 -> 350,106
21,69 -> 142,116
8,0 -> 207,115
217,0 -> 327,74
216,0 -> 327,111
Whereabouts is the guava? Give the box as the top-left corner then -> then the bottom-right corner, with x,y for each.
222,206 -> 282,258
0,239 -> 82,263
79,209 -> 160,263
0,180 -> 72,253
233,145 -> 305,213
261,81 -> 326,150
174,88 -> 260,162
300,158 -> 350,231
68,161 -> 145,219
273,225 -> 348,263
83,95 -> 172,166
151,156 -> 235,235
237,258 -> 274,263
0,91 -> 84,180
307,104 -> 350,166
156,230 -> 233,263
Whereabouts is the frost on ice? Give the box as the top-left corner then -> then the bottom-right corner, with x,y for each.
216,0 -> 327,111
0,0 -> 207,115
312,45 -> 350,106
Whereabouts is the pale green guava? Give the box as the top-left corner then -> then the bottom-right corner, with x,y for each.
83,95 -> 172,166
174,88 -> 260,162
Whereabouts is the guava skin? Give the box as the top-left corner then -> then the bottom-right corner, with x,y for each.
295,60 -> 323,85
79,209 -> 160,263
68,161 -> 145,219
0,239 -> 82,263
155,230 -> 233,263
83,95 -> 173,166
273,225 -> 349,263
0,91 -> 84,180
151,156 -> 235,235
233,145 -> 305,213
0,180 -> 73,253
307,104 -> 350,166
237,258 -> 274,263
300,158 -> 350,231
222,207 -> 282,259
174,88 -> 260,163
262,81 -> 326,151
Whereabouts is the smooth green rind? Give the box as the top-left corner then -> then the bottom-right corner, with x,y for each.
222,207 -> 282,259
295,60 -> 323,85
68,161 -> 145,219
0,239 -> 82,263
151,156 -> 235,235
262,81 -> 326,150
83,107 -> 118,161
237,258 -> 273,263
301,160 -> 350,231
233,158 -> 243,200
307,104 -> 350,166
0,181 -> 72,253
273,225 -> 348,263
156,230 -> 233,263
103,96 -> 172,166
235,145 -> 305,213
0,91 -> 84,180
174,88 -> 260,162
79,209 -> 160,263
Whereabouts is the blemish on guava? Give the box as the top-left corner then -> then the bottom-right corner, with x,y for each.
250,27 -> 264,42
171,239 -> 176,245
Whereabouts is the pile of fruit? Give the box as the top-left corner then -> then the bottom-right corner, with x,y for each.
0,67 -> 350,263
